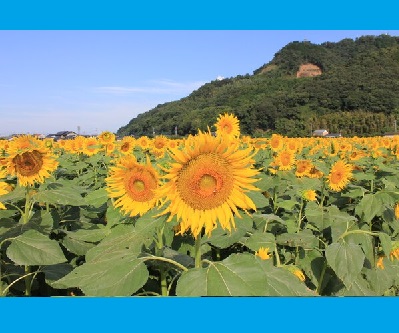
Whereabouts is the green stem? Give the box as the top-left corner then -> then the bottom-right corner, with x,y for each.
194,234 -> 202,269
22,187 -> 32,224
155,226 -> 168,296
274,246 -> 281,267
339,229 -> 379,241
316,259 -> 327,295
273,186 -> 278,214
24,265 -> 32,296
141,256 -> 188,272
297,198 -> 304,233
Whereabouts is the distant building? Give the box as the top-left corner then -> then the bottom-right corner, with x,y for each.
45,131 -> 77,141
383,132 -> 399,138
312,129 -> 329,137
324,133 -> 342,138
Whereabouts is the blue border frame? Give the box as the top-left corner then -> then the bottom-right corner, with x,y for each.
1,1 -> 399,331
0,1 -> 398,29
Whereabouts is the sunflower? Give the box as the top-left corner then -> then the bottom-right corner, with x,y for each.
326,159 -> 353,192
269,134 -> 284,152
106,155 -> 160,217
136,136 -> 152,150
295,159 -> 313,177
83,136 -> 101,156
157,130 -> 260,238
376,256 -> 385,270
214,113 -> 240,138
255,247 -> 271,260
118,136 -> 136,155
302,189 -> 317,202
6,135 -> 59,187
98,131 -> 116,145
0,168 -> 9,209
274,149 -> 295,171
394,203 -> 399,220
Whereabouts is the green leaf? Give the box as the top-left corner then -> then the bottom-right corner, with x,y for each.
53,255 -> 148,296
305,201 -> 329,231
277,199 -> 298,211
176,253 -> 316,296
337,276 -> 377,296
33,184 -> 86,206
0,185 -> 26,202
6,229 -> 67,265
325,241 -> 365,288
65,227 -> 108,243
276,230 -> 318,248
176,253 -> 269,296
378,232 -> 392,256
261,264 -> 317,296
242,231 -> 276,252
364,260 -> 396,295
355,193 -> 384,223
204,213 -> 253,249
42,263 -> 73,286
246,190 -> 269,209
84,187 -> 108,208
62,236 -> 95,256
86,212 -> 166,262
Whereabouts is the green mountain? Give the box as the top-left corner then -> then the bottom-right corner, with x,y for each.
117,34 -> 399,138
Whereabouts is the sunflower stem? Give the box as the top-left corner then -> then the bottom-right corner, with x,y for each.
24,265 -> 32,296
22,187 -> 31,224
194,234 -> 202,268
297,198 -> 304,233
155,226 -> 168,296
274,246 -> 281,267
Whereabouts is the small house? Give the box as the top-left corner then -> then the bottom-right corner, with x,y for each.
312,129 -> 329,137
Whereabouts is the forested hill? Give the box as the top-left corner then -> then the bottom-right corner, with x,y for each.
117,34 -> 399,138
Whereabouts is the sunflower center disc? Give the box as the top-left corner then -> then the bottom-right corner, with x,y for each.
177,153 -> 234,210
13,150 -> 44,177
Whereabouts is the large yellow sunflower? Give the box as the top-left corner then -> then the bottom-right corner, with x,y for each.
106,155 -> 160,217
6,135 -> 59,187
214,113 -> 240,138
326,159 -> 353,192
118,136 -> 136,155
157,130 -> 260,238
295,159 -> 313,177
97,131 -> 116,145
274,149 -> 296,171
83,136 -> 101,156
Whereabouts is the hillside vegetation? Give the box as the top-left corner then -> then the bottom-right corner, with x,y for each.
117,34 -> 399,138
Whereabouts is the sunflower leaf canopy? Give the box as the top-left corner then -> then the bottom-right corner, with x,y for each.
175,253 -> 316,296
6,229 -> 67,266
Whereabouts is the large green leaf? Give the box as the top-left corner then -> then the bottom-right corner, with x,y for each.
204,213 -> 253,249
84,187 -> 108,208
176,253 -> 268,296
355,193 -> 384,223
246,190 -> 269,209
260,264 -> 318,296
6,229 -> 67,265
242,231 -> 276,252
42,263 -> 74,286
336,276 -> 377,296
53,255 -> 148,296
33,184 -> 86,206
325,241 -> 365,288
85,212 -> 166,262
176,253 -> 316,296
276,230 -> 318,249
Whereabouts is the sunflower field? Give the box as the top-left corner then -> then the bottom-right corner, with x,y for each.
1,113 -> 399,297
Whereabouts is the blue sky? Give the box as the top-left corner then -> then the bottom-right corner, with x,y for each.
1,29 -> 399,136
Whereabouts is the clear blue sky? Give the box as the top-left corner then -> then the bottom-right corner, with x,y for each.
1,30 -> 399,136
